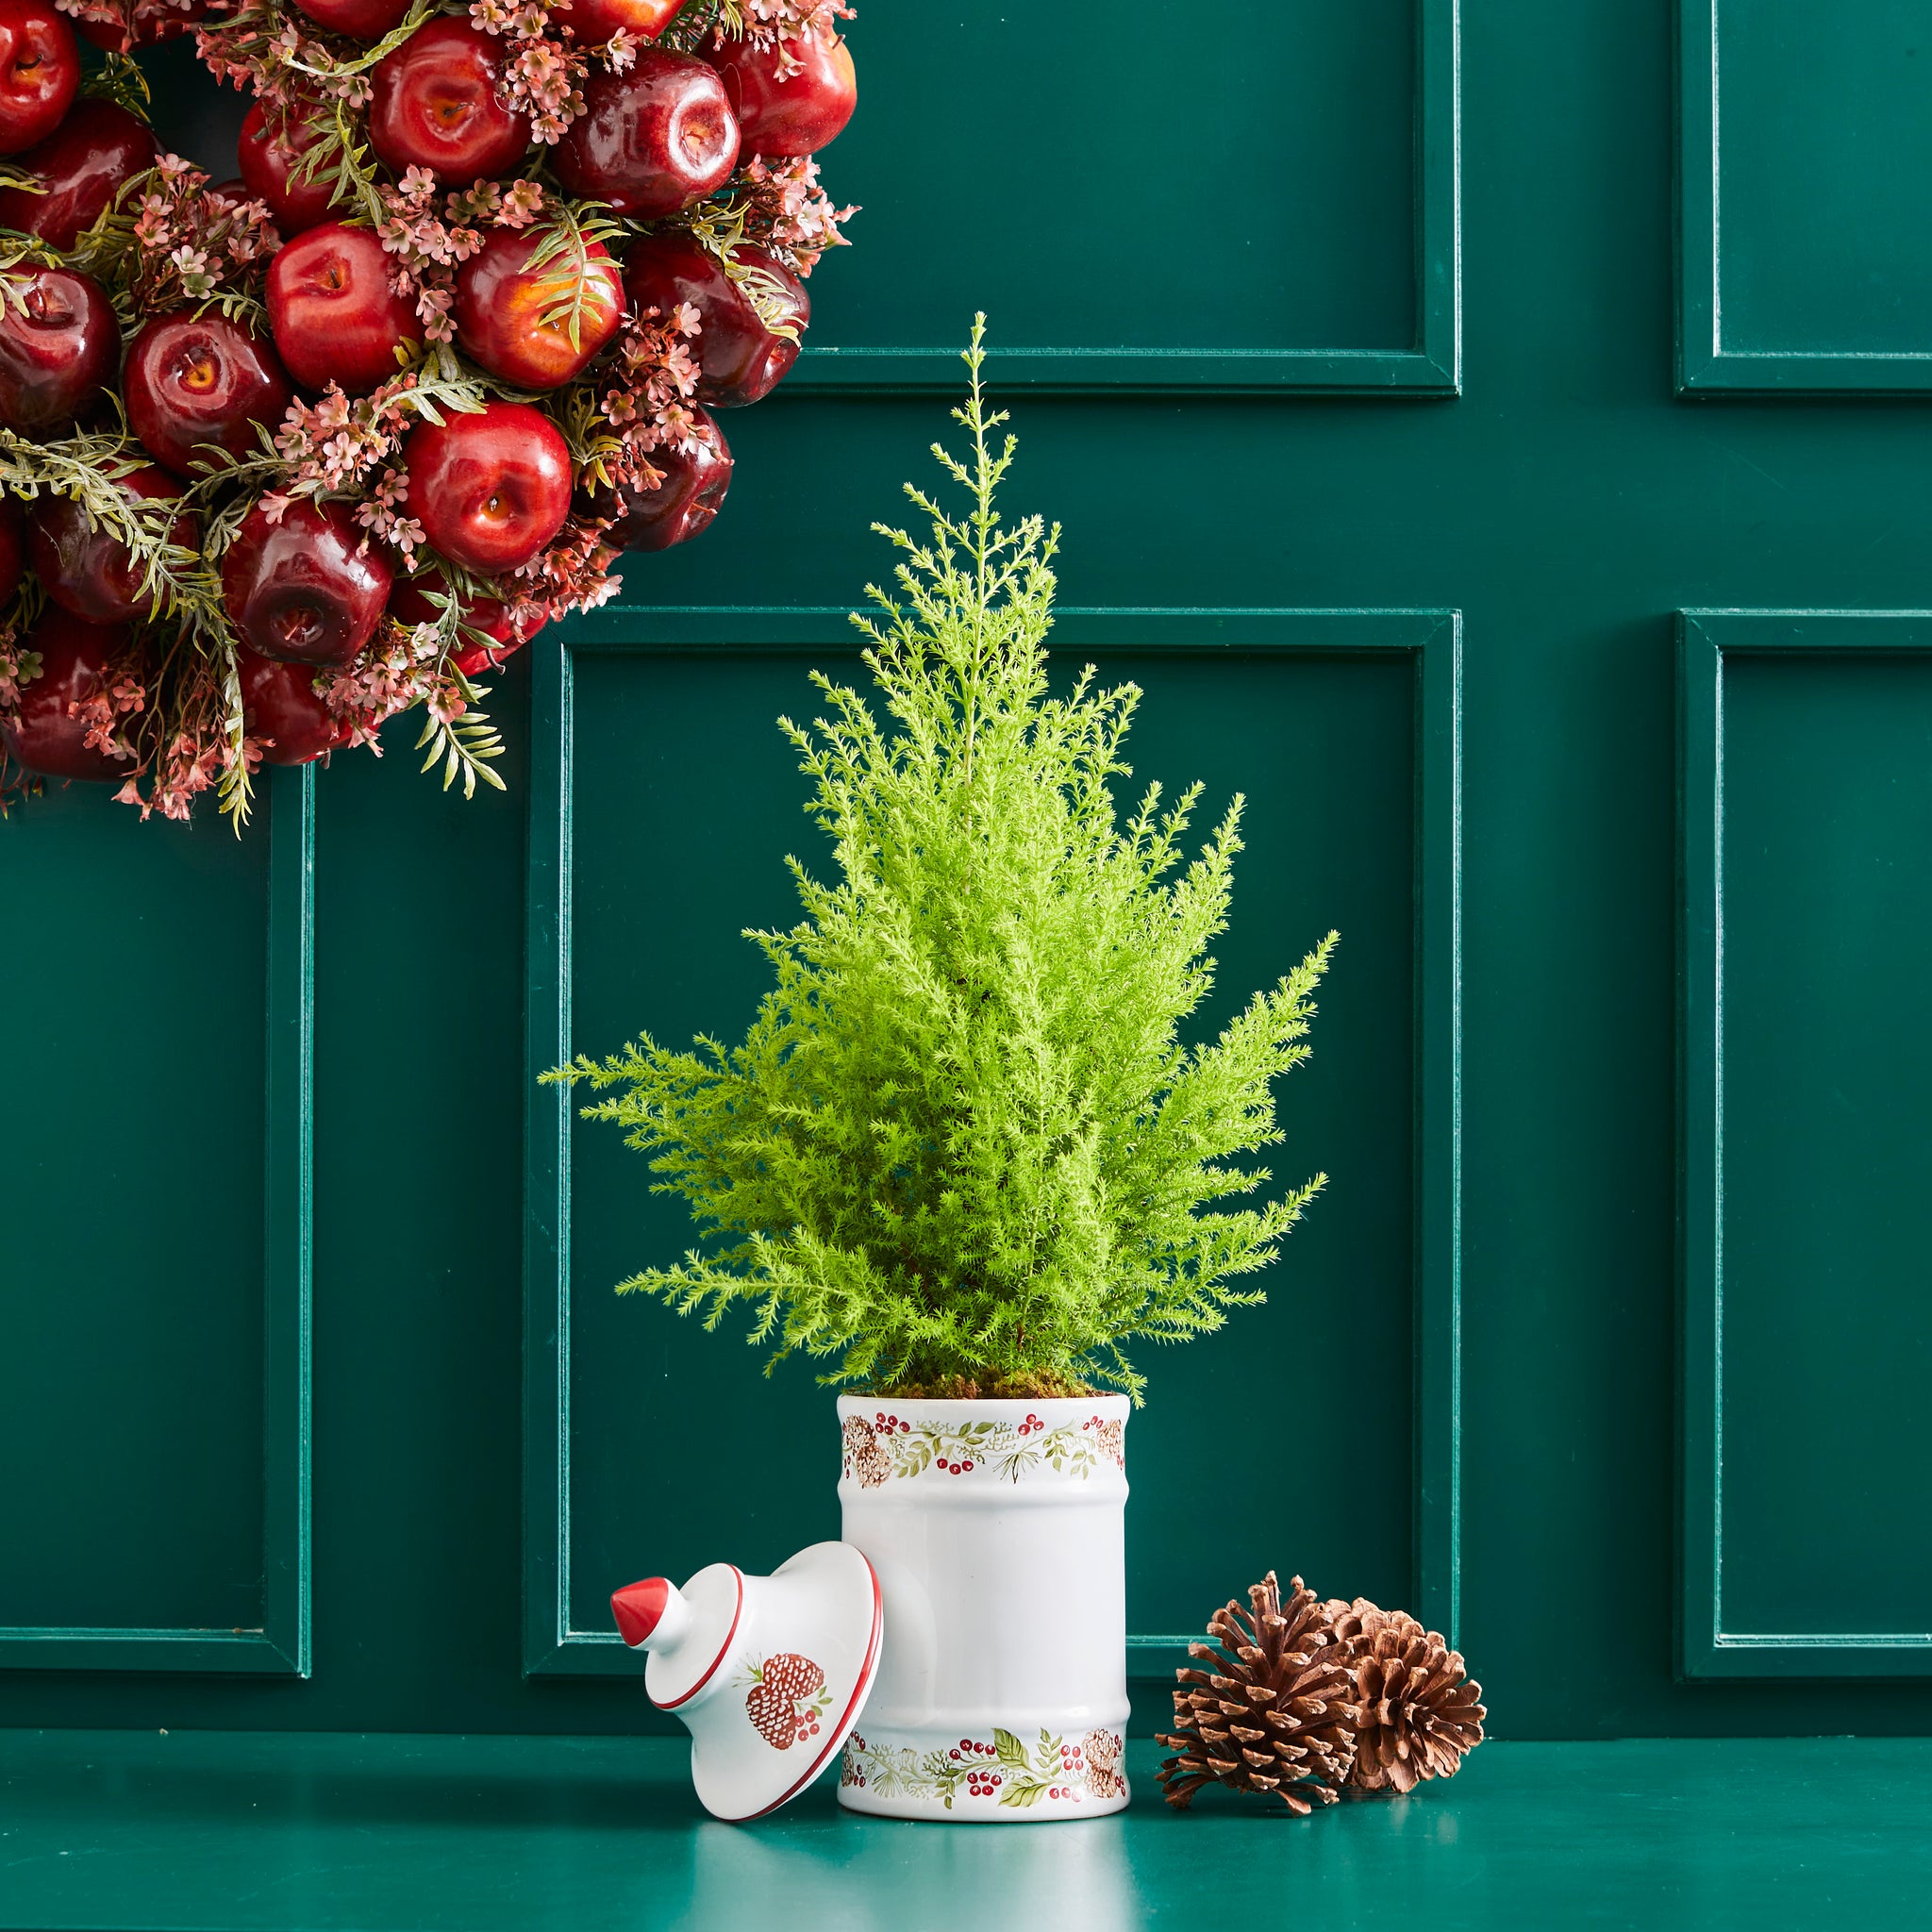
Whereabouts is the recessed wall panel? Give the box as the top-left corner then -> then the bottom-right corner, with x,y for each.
1680,1 -> 1932,391
1679,612 -> 1932,1674
525,609 -> 1461,1674
793,0 -> 1457,391
0,769 -> 312,1675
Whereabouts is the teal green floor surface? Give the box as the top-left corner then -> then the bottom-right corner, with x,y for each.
2,1732 -> 1924,1930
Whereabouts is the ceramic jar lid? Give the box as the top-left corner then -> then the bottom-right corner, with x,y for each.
612,1540 -> 883,1822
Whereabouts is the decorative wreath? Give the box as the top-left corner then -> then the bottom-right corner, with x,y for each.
0,0 -> 856,823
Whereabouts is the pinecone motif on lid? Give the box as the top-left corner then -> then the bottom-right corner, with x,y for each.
1324,1598 -> 1486,1793
743,1652 -> 830,1751
1156,1572 -> 1359,1814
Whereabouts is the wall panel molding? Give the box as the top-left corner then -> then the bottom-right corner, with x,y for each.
1677,610 -> 1932,1677
1677,3 -> 1932,394
0,766 -> 314,1678
789,0 -> 1460,396
524,608 -> 1462,1676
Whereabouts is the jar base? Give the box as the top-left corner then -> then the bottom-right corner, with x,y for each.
836,1722 -> 1129,1822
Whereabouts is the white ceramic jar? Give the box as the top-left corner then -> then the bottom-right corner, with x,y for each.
834,1394 -> 1131,1822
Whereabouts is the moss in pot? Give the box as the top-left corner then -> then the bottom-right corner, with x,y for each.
549,320 -> 1335,1820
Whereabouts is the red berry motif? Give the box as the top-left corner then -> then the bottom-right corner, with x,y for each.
743,1651 -> 826,1751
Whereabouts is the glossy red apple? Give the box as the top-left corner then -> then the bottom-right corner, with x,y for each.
125,312 -> 293,478
389,572 -> 541,675
291,0 -> 411,39
403,401 -> 573,576
222,498 -> 393,667
368,20 -> 528,184
237,101 -> 341,235
0,98 -> 158,251
555,0 -> 689,47
453,227 -> 625,389
0,0 -> 78,156
0,266 -> 118,430
0,608 -> 136,781
706,28 -> 855,156
624,235 -> 806,407
267,222 -> 424,393
591,406 -> 731,552
0,494 -> 23,602
552,50 -> 738,217
27,466 -> 196,625
236,644 -> 350,765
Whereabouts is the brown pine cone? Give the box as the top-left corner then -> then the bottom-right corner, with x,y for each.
1157,1572 -> 1359,1815
1324,1598 -> 1486,1793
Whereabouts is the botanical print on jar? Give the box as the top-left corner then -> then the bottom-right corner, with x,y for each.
741,1653 -> 832,1751
840,1409 -> 1125,1488
841,1726 -> 1126,1809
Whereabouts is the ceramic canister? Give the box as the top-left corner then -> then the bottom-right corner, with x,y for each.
834,1395 -> 1131,1822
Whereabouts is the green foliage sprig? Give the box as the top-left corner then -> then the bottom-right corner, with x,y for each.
554,318 -> 1337,1400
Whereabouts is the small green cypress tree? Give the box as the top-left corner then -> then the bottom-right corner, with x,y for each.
550,320 -> 1336,1400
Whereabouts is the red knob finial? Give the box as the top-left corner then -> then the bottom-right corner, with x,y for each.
611,1575 -> 673,1647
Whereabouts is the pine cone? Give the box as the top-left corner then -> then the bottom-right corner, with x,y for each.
1157,1572 -> 1358,1815
1324,1599 -> 1485,1793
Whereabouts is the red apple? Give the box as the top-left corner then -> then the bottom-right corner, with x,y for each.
0,98 -> 158,251
222,498 -> 393,667
0,494 -> 23,601
390,571 -> 541,675
555,0 -> 689,48
402,401 -> 573,576
291,0 -> 411,39
591,405 -> 731,552
27,466 -> 196,625
267,221 -> 425,393
705,28 -> 855,157
0,266 -> 118,430
552,50 -> 738,217
453,226 -> 625,389
236,644 -> 350,765
125,312 -> 293,479
237,101 -> 341,235
0,0 -> 78,157
0,608 -> 136,781
624,235 -> 806,407
368,19 -> 528,184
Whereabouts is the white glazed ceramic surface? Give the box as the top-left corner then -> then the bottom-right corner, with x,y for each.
835,1395 -> 1131,1822
617,1541 -> 883,1823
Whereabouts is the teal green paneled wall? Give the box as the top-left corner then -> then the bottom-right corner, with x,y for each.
4,0 -> 1931,1739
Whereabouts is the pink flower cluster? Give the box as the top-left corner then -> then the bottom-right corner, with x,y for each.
738,0 -> 855,78
52,0 -> 202,55
375,169 -> 545,341
125,154 -> 280,311
263,376 -> 427,557
593,302 -> 705,477
52,647 -> 263,826
468,0 -> 589,144
315,625 -> 450,750
115,726 -> 261,824
197,4 -> 375,122
738,153 -> 856,277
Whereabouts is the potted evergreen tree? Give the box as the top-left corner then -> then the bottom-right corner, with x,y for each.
552,322 -> 1336,1822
